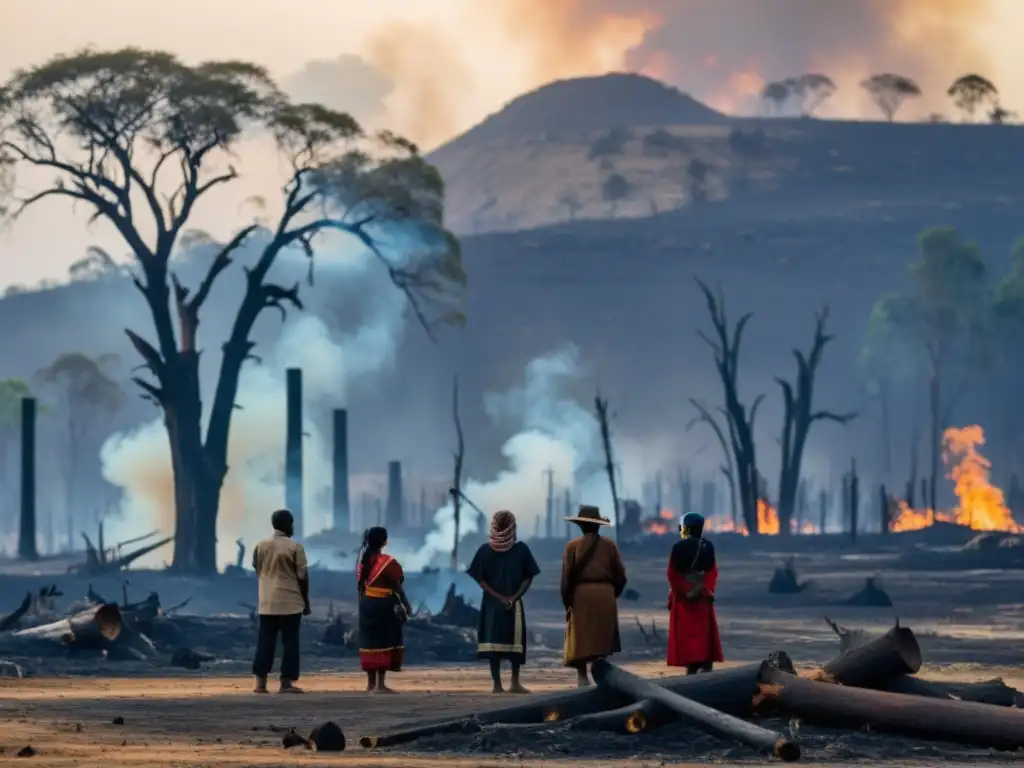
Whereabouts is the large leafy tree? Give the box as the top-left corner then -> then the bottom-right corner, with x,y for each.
863,228 -> 989,513
0,49 -> 465,572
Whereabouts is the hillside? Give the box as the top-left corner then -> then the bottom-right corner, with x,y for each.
427,73 -> 1024,235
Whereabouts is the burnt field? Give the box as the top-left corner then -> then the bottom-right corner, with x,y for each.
1,534 -> 1023,766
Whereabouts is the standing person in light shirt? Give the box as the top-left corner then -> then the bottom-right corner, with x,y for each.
251,509 -> 310,694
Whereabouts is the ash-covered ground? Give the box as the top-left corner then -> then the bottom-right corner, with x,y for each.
1,533 -> 1023,766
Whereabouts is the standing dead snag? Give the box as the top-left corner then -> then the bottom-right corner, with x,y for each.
775,308 -> 856,535
450,376 -> 465,571
694,280 -> 764,534
594,394 -> 621,535
0,49 -> 465,572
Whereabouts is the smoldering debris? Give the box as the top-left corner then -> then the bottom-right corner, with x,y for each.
0,581 -> 484,673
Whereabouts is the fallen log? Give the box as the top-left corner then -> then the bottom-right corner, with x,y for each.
360,716 -> 482,748
0,592 -> 32,632
569,698 -> 668,734
758,663 -> 1024,751
12,603 -> 121,649
879,675 -> 1023,707
536,662 -> 769,724
822,620 -> 920,687
592,660 -> 799,761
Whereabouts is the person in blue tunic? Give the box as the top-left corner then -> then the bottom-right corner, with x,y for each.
466,510 -> 541,693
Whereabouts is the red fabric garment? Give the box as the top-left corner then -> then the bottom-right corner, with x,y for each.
666,562 -> 724,667
357,552 -> 406,672
356,551 -> 403,589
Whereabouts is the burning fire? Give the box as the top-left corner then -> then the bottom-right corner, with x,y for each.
641,500 -> 818,537
890,426 -> 1020,533
757,499 -> 779,535
642,507 -> 676,536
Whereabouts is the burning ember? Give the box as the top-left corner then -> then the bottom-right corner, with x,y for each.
642,507 -> 677,535
891,425 -> 1021,533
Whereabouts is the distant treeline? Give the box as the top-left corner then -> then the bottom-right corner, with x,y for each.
761,72 -> 1013,124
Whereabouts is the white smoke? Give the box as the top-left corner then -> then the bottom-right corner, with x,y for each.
395,344 -> 660,572
99,240 -> 406,568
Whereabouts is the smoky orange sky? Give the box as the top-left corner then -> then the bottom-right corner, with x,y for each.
1,0 -> 1023,283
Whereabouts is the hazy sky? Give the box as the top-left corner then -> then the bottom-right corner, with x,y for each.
1,0 -> 1023,286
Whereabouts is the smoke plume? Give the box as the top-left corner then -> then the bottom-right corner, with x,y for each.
99,243 -> 407,568
357,0 -> 1020,147
395,343 -> 669,571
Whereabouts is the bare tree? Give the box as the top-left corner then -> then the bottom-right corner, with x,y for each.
0,49 -> 465,572
860,74 -> 922,121
694,281 -> 765,534
775,308 -> 856,535
449,376 -> 465,570
948,74 -> 998,122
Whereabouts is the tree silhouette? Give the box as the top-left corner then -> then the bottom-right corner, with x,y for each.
860,74 -> 922,121
948,74 -> 998,121
0,49 -> 465,572
863,228 -> 990,513
558,188 -> 582,220
775,308 -> 855,535
761,74 -> 836,116
761,81 -> 791,114
0,379 -> 31,539
33,353 -> 125,548
601,173 -> 631,216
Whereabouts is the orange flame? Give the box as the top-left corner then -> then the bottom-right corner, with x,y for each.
757,498 -> 779,535
890,425 -> 1020,533
642,507 -> 676,535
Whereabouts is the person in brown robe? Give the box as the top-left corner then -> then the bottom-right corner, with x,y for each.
560,504 -> 628,687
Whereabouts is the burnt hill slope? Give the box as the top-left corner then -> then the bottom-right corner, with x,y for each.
440,72 -> 728,147
427,72 -> 1024,235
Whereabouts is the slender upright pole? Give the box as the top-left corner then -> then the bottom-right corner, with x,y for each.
332,408 -> 350,532
285,368 -> 303,538
18,397 -> 37,560
543,467 -> 555,538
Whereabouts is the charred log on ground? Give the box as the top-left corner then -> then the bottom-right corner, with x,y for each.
758,663 -> 1024,751
592,660 -> 800,761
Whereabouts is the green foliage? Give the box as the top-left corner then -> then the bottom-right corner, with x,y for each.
0,378 -> 31,433
859,227 -> 1024,395
0,46 -> 465,348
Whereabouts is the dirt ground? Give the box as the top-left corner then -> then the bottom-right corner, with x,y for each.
2,542 -> 1024,766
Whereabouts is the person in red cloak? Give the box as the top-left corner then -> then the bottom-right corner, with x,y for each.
666,512 -> 724,673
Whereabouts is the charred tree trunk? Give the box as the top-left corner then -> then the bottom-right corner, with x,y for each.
13,603 -> 122,649
928,366 -> 941,514
593,660 -> 799,761
18,397 -> 37,561
775,308 -> 855,536
450,376 -> 464,570
285,368 -> 303,538
758,664 -> 1024,751
594,395 -> 621,536
694,281 -> 765,535
823,622 -> 922,686
878,377 -> 892,477
878,483 -> 890,533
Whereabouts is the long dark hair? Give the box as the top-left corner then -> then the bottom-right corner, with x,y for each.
357,526 -> 389,592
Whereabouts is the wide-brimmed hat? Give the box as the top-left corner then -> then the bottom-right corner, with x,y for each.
565,504 -> 611,525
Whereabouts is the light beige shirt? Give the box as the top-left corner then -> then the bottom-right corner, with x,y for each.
252,531 -> 309,616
